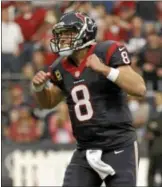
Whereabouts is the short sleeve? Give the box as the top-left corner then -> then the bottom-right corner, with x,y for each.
106,43 -> 131,68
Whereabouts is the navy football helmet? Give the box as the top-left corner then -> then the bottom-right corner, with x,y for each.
50,11 -> 97,56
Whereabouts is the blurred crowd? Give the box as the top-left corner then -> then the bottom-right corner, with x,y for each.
1,1 -> 162,148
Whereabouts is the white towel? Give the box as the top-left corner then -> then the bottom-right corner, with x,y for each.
86,150 -> 115,180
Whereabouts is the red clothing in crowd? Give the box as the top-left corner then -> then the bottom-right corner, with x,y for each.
48,115 -> 73,143
41,32 -> 59,65
15,8 -> 46,41
1,1 -> 14,9
104,27 -> 129,42
113,1 -> 136,16
44,52 -> 58,66
8,119 -> 39,142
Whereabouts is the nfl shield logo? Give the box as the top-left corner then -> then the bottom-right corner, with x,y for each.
75,71 -> 80,77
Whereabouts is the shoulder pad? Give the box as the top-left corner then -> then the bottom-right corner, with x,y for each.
93,40 -> 116,63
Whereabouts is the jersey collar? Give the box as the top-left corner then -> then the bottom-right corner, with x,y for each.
62,44 -> 96,78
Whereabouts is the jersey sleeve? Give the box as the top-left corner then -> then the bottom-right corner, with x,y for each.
105,42 -> 131,68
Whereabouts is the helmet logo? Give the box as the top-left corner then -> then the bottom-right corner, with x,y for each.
86,17 -> 96,32
75,13 -> 85,22
54,22 -> 65,29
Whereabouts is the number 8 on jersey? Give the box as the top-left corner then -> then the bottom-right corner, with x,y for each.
71,85 -> 93,121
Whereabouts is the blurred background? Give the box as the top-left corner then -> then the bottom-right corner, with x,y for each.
1,1 -> 162,186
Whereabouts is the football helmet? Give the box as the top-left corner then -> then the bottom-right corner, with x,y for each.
50,11 -> 97,56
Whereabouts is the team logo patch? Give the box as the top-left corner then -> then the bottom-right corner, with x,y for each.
55,70 -> 62,81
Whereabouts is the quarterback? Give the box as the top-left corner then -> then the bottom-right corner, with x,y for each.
32,12 -> 146,187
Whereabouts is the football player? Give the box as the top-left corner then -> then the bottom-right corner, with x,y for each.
32,12 -> 146,187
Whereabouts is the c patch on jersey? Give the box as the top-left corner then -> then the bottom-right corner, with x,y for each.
55,70 -> 62,81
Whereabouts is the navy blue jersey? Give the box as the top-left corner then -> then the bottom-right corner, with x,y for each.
50,41 -> 136,150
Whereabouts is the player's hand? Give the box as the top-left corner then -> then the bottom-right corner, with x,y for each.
32,71 -> 51,88
86,54 -> 107,73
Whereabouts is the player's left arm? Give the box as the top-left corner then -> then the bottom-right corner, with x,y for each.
112,65 -> 146,97
86,44 -> 146,97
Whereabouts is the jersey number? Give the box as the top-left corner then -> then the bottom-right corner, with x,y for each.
119,46 -> 130,64
71,85 -> 93,121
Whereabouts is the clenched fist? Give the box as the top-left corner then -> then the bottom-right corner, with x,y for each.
32,71 -> 51,88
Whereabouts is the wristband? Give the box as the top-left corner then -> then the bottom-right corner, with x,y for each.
31,82 -> 46,92
107,68 -> 119,82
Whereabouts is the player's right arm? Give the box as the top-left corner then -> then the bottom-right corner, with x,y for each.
32,71 -> 64,109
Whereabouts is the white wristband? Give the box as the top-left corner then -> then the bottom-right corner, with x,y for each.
107,68 -> 120,82
31,82 -> 46,92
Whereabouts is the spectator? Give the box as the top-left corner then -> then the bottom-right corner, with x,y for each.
2,83 -> 33,138
136,1 -> 157,22
128,96 -> 150,147
9,85 -> 28,107
137,33 -> 162,91
22,63 -> 35,80
8,85 -> 24,107
4,105 -> 43,143
144,22 -> 157,36
77,2 -> 92,15
48,102 -> 73,144
22,44 -> 56,79
15,2 -> 47,42
95,19 -> 107,42
126,16 -> 146,54
2,7 -> 24,73
130,55 -> 140,73
1,1 -> 14,9
5,85 -> 35,125
23,46 -> 51,79
32,46 -> 48,72
129,96 -> 150,129
91,3 -> 106,20
104,15 -> 121,42
39,10 -> 59,65
113,1 -> 136,21
15,2 -> 48,63
103,15 -> 130,42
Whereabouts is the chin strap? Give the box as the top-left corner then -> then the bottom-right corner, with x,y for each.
76,39 -> 96,50
59,49 -> 74,57
59,39 -> 96,57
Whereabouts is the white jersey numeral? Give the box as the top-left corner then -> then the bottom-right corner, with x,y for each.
71,85 -> 93,121
119,46 -> 130,64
